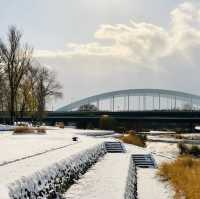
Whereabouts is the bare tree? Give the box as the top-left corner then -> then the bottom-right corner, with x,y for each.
0,69 -> 8,112
36,66 -> 62,121
0,26 -> 33,123
17,64 -> 39,118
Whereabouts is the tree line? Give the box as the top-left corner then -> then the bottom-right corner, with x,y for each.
0,26 -> 62,124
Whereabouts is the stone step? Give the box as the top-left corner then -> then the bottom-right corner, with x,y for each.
132,154 -> 156,168
105,142 -> 125,153
105,145 -> 123,147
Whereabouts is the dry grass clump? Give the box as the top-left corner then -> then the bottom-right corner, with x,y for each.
14,127 -> 47,134
37,128 -> 46,134
118,131 -> 146,147
158,156 -> 200,199
14,126 -> 35,134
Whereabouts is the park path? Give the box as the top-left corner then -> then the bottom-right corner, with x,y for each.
64,143 -> 174,199
64,153 -> 130,199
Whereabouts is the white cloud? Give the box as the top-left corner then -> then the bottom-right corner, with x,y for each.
35,1 -> 200,108
34,1 -> 200,69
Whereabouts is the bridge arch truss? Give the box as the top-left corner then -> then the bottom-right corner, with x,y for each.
56,89 -> 200,112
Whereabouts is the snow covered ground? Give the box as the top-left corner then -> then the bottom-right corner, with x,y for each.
0,129 -> 74,165
147,142 -> 178,160
139,131 -> 176,135
72,129 -> 115,136
0,127 -> 177,198
0,125 -> 14,131
137,168 -> 173,199
0,128 -> 114,166
0,128 -> 108,197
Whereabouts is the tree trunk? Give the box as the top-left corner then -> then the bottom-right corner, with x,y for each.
10,93 -> 15,124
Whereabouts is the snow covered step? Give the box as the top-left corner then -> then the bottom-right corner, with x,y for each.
132,154 -> 156,168
105,142 -> 125,153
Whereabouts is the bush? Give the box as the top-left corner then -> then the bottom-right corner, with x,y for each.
119,131 -> 146,147
138,134 -> 147,142
86,123 -> 94,130
158,156 -> 200,199
37,128 -> 46,134
190,145 -> 200,156
99,115 -> 117,130
55,122 -> 65,128
14,127 -> 35,134
177,142 -> 200,156
178,142 -> 189,154
14,127 -> 47,134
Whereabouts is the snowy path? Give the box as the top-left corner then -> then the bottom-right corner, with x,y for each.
64,153 -> 130,199
137,168 -> 173,199
63,143 -> 174,199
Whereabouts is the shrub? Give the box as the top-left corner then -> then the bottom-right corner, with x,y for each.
119,132 -> 146,147
37,128 -> 46,134
190,145 -> 200,156
14,127 -> 35,134
99,115 -> 117,130
56,122 -> 65,128
178,142 -> 189,155
138,134 -> 147,142
177,142 -> 200,156
86,123 -> 95,130
158,156 -> 200,199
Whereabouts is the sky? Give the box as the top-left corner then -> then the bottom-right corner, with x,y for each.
1,0 -> 200,109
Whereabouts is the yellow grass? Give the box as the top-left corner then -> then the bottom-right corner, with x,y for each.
14,126 -> 35,134
14,127 -> 46,134
158,156 -> 200,199
118,132 -> 146,147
